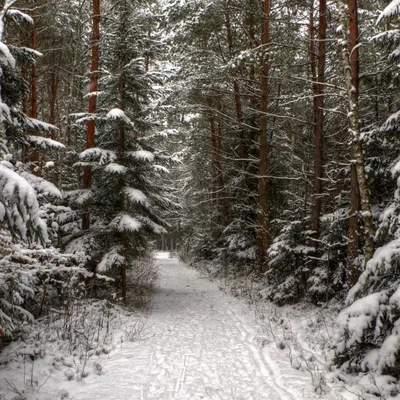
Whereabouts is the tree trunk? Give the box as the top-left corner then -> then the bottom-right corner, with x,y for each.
310,0 -> 326,252
224,9 -> 246,164
208,98 -> 221,241
49,65 -> 59,133
118,1 -> 128,303
82,0 -> 100,231
121,260 -> 127,302
20,28 -> 28,115
257,0 -> 271,271
30,24 -> 40,176
119,52 -> 127,303
65,1 -> 86,147
337,0 -> 375,263
347,0 -> 363,285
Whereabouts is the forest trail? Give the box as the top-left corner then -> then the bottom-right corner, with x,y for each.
69,253 -> 313,400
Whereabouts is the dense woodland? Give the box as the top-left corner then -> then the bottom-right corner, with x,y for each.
1,0 -> 400,384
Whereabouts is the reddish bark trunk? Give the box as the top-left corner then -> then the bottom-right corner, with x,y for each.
20,28 -> 28,115
349,0 -> 359,98
30,24 -> 40,176
49,66 -> 59,136
310,0 -> 326,252
347,0 -> 362,284
120,54 -> 127,302
337,0 -> 375,263
257,0 -> 271,271
224,10 -> 246,163
82,0 -> 100,230
30,26 -> 37,120
209,110 -> 219,241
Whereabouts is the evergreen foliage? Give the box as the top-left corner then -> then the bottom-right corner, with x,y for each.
332,1 -> 400,377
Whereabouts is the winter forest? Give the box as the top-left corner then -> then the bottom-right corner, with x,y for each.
1,0 -> 400,398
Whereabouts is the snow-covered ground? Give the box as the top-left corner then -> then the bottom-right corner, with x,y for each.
65,253 -> 341,399
1,253 -> 396,399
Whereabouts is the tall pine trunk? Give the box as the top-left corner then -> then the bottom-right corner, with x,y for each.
119,0 -> 128,303
207,97 -> 221,241
49,65 -> 59,131
310,0 -> 326,252
30,24 -> 40,176
257,0 -> 271,271
224,9 -> 245,164
347,0 -> 363,286
82,0 -> 100,231
337,0 -> 375,263
119,55 -> 127,303
65,0 -> 86,147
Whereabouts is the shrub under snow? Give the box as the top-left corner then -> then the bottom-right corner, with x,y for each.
333,239 -> 400,377
0,234 -> 106,337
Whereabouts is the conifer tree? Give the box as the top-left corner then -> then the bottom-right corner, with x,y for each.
67,0 -> 173,301
0,0 -> 63,243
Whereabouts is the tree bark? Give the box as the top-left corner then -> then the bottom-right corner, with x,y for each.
224,9 -> 246,163
337,0 -> 375,263
310,0 -> 326,252
82,0 -> 100,231
65,0 -> 86,147
208,98 -> 221,241
347,0 -> 362,285
257,0 -> 271,271
118,0 -> 128,303
30,24 -> 40,176
49,65 -> 60,134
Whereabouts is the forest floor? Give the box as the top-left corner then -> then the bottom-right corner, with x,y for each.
1,252 -> 394,399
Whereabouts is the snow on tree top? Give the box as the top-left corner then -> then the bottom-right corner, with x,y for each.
0,102 -> 11,123
97,246 -> 125,273
107,108 -> 127,120
123,187 -> 148,205
25,118 -> 58,133
377,0 -> 400,24
7,9 -> 34,25
129,150 -> 155,162
18,46 -> 43,58
27,135 -> 65,150
0,42 -> 15,68
157,128 -> 179,137
154,165 -> 169,174
79,147 -> 116,163
111,214 -> 142,233
20,171 -> 62,198
0,164 -> 48,242
137,215 -> 167,234
104,163 -> 128,174
84,91 -> 104,99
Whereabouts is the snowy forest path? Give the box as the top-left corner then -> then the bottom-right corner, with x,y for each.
69,253 -> 307,400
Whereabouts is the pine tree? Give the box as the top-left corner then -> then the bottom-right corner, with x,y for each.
333,1 -> 400,377
0,0 -> 63,243
67,0 -> 173,301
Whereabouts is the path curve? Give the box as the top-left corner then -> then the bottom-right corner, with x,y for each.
69,253 -> 306,400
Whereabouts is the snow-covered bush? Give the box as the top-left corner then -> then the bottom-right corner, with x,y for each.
333,240 -> 400,377
263,210 -> 347,304
264,219 -> 312,304
0,240 -> 107,337
0,298 -> 145,396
